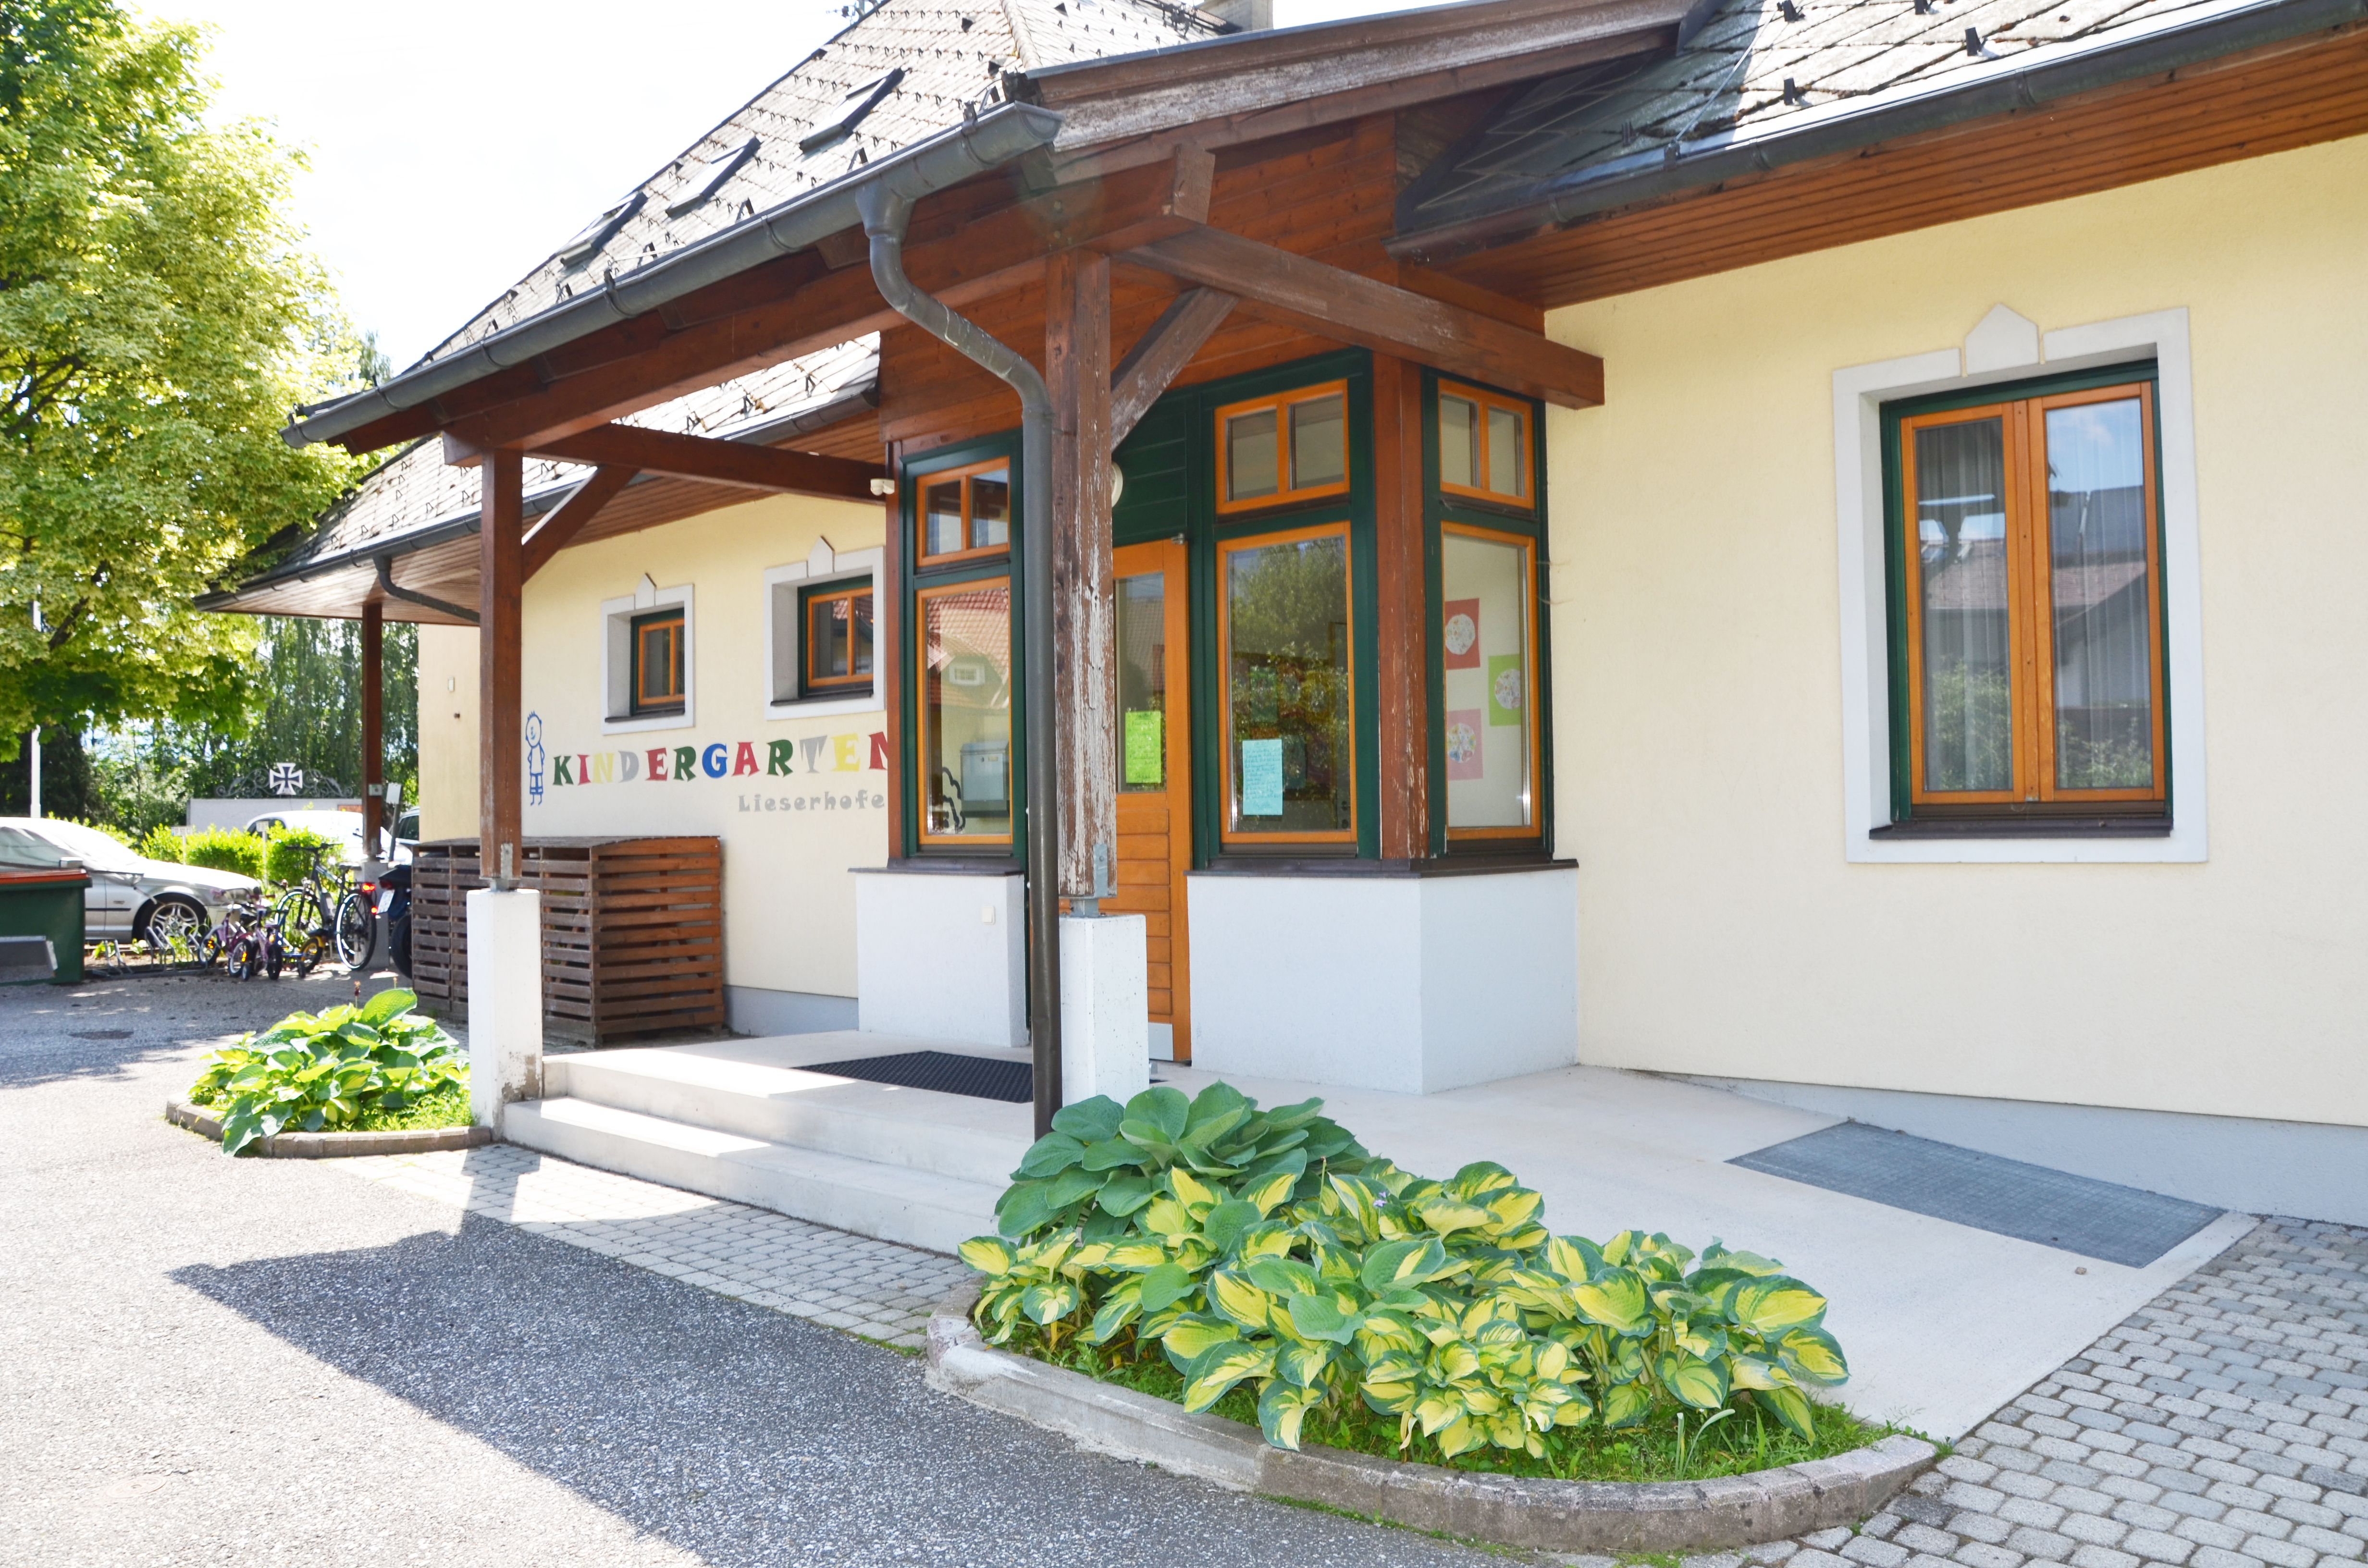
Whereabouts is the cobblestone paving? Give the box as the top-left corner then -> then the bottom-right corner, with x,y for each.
333,1143 -> 975,1349
1694,1219 -> 2368,1568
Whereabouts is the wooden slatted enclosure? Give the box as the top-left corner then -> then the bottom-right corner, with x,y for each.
408,835 -> 725,1043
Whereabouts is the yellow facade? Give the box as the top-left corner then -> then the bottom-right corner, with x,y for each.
1542,133 -> 2368,1130
416,490 -> 888,1004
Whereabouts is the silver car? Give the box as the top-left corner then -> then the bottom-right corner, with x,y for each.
0,818 -> 261,949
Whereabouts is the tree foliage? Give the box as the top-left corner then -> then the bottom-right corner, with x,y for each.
0,0 -> 369,750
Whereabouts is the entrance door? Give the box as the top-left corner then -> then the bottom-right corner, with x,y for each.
1110,540 -> 1194,1061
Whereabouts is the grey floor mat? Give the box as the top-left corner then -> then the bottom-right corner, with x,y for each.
1731,1121 -> 2223,1267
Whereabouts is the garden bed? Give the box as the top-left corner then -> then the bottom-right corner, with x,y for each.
927,1281 -> 1935,1553
167,1096 -> 490,1158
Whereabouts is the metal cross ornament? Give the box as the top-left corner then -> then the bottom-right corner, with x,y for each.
268,763 -> 303,796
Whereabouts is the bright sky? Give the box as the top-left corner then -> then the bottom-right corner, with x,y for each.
148,0 -> 1446,373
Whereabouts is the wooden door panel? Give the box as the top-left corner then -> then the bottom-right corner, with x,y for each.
1113,538 -> 1193,1062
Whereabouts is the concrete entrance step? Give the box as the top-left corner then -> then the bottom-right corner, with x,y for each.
546,1034 -> 1033,1190
505,1096 -> 1004,1256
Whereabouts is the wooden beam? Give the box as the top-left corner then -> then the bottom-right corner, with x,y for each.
361,599 -> 384,856
1370,356 -> 1430,861
523,465 -> 637,579
479,449 -> 525,888
1109,287 -> 1235,446
1046,249 -> 1116,902
341,154 -> 1220,459
1123,224 -> 1604,408
525,425 -> 883,500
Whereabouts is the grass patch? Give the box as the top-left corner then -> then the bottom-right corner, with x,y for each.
1004,1327 -> 1886,1483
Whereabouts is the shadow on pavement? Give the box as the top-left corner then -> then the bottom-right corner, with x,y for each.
168,1217 -> 1475,1568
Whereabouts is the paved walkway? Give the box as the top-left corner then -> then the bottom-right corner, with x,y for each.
333,1144 -> 972,1350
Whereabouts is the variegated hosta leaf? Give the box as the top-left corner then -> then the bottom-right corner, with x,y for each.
1415,1392 -> 1466,1436
1654,1347 -> 1731,1410
1160,1312 -> 1240,1369
1284,1291 -> 1358,1346
1209,1269 -> 1272,1331
1200,1198 -> 1263,1254
1240,1168 -> 1297,1216
1021,1279 -> 1081,1325
1140,1196 -> 1194,1239
1569,1268 -> 1652,1334
1410,1191 -> 1495,1237
1085,1277 -> 1146,1343
1273,1339 -> 1335,1388
1138,1261 -> 1198,1313
1359,1236 -> 1449,1294
1756,1382 -> 1818,1439
1245,1257 -> 1321,1298
1182,1339 -> 1277,1412
1729,1277 -> 1829,1336
1599,1378 -> 1655,1428
1168,1167 -> 1219,1212
1434,1414 -> 1486,1457
1777,1324 -> 1849,1385
1258,1380 -> 1328,1450
1728,1353 -> 1795,1391
1236,1221 -> 1295,1262
958,1236 -> 1017,1277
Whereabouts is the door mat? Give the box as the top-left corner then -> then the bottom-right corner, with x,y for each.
803,1050 -> 1034,1103
1730,1121 -> 2223,1267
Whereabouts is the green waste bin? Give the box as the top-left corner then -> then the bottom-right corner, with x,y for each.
0,868 -> 88,984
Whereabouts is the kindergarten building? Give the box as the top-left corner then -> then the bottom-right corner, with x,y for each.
209,0 -> 2368,1223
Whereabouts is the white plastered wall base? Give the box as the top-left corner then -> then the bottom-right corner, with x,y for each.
1834,306 -> 2206,863
853,868 -> 1025,1047
1186,867 -> 1578,1094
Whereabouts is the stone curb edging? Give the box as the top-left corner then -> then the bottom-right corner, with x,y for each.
165,1099 -> 494,1159
925,1281 -> 1936,1553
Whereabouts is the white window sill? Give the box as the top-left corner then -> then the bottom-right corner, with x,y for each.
602,710 -> 696,736
767,689 -> 882,723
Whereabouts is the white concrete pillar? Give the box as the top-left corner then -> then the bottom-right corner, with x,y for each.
466,887 -> 543,1132
1060,912 -> 1149,1107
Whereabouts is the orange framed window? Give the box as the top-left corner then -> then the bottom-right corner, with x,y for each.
630,608 -> 685,714
1216,521 -> 1355,844
1215,380 -> 1350,514
1439,522 -> 1539,839
915,576 -> 1013,846
1437,382 -> 1531,507
915,459 -> 1012,567
802,582 -> 874,694
1897,379 -> 2166,813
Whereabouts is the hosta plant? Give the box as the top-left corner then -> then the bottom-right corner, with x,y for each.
963,1085 -> 1852,1465
188,989 -> 464,1155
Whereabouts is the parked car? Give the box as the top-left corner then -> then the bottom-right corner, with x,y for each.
241,808 -> 411,867
0,818 -> 261,949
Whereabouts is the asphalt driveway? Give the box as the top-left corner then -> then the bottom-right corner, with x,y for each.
0,971 -> 1485,1568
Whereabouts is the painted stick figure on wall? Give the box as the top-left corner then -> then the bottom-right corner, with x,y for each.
525,711 -> 546,805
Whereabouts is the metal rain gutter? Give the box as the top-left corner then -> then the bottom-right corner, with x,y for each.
858,181 -> 1064,1143
283,104 -> 1062,449
1389,0 -> 2366,266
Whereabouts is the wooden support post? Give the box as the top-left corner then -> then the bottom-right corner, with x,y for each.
1372,355 -> 1431,862
361,599 -> 385,856
879,441 -> 905,860
1045,248 -> 1116,903
480,448 -> 525,889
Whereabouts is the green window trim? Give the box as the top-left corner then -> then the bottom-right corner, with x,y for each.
1878,360 -> 2170,825
897,432 -> 1027,861
1419,368 -> 1552,860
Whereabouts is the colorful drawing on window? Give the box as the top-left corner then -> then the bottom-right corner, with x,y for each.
1445,710 -> 1484,780
1488,655 -> 1523,725
1124,710 -> 1164,786
1240,736 -> 1284,817
1443,599 -> 1481,669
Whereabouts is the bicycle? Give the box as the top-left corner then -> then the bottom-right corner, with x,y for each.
269,842 -> 348,976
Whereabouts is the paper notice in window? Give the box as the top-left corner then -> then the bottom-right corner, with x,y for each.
1124,710 -> 1163,785
1240,737 -> 1284,817
1488,654 -> 1524,725
1445,709 -> 1484,780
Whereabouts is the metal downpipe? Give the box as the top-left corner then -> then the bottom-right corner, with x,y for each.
859,184 -> 1063,1141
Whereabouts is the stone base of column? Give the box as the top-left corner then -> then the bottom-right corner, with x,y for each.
1060,912 -> 1149,1108
466,887 -> 543,1133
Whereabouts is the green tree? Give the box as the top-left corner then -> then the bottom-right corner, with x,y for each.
0,0 -> 367,758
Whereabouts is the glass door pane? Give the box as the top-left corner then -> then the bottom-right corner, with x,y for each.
1913,417 -> 2013,793
2044,398 -> 2155,791
1116,574 -> 1168,791
918,580 -> 1012,841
